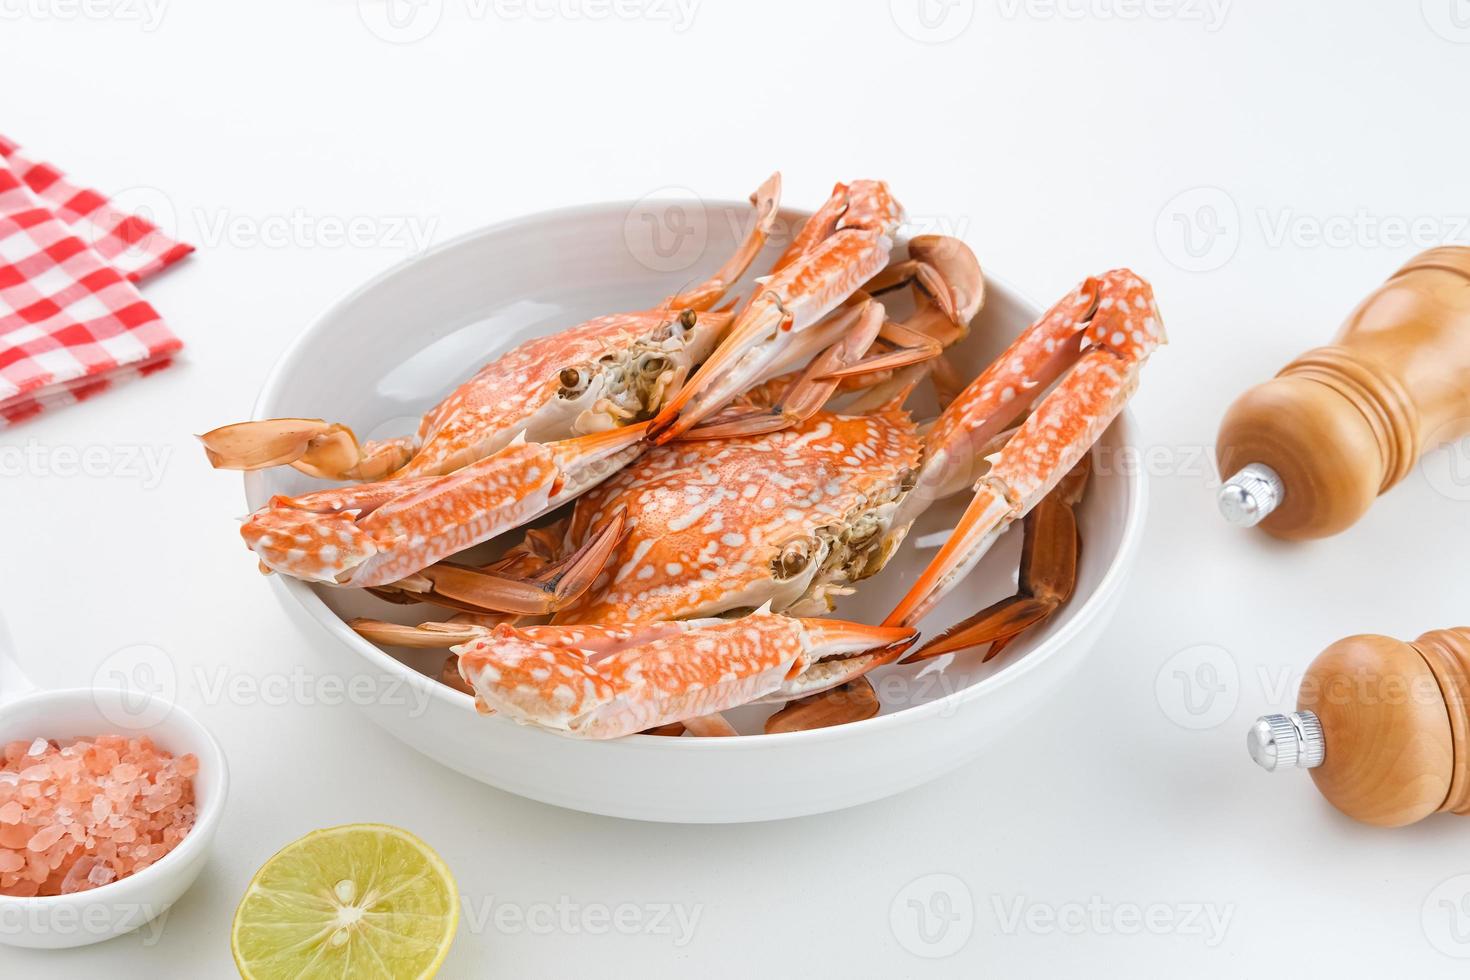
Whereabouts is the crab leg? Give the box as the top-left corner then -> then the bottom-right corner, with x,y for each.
885,270 -> 1163,628
241,422 -> 649,592
663,172 -> 782,311
901,456 -> 1088,662
672,236 -> 983,442
200,174 -> 780,482
454,612 -> 914,739
647,181 -> 906,443
676,298 -> 945,441
364,511 -> 627,615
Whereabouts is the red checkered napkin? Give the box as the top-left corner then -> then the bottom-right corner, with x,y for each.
0,135 -> 192,428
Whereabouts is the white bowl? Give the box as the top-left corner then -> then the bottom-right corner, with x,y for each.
0,688 -> 227,948
243,196 -> 1147,823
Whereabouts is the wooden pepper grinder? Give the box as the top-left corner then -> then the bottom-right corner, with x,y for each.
1248,627 -> 1470,827
1216,246 -> 1470,539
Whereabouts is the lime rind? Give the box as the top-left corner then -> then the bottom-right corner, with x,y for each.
231,824 -> 458,980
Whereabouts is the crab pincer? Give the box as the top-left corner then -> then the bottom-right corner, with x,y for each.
647,180 -> 912,443
884,270 -> 1164,631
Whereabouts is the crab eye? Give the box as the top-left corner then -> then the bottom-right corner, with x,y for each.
773,540 -> 811,580
899,468 -> 918,493
679,309 -> 697,330
558,367 -> 589,398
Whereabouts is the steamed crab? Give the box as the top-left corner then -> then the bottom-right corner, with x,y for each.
200,176 -> 972,615
353,267 -> 1164,738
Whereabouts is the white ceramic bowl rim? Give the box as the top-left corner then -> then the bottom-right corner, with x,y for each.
252,198 -> 1148,750
0,689 -> 228,906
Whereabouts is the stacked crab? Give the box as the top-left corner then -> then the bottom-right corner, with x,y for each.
203,174 -> 1164,740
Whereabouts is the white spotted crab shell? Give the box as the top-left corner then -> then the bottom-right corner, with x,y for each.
549,410 -> 923,625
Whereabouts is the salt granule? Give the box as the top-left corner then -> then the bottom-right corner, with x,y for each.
0,735 -> 198,897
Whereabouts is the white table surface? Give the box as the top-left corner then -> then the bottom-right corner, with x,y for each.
3,1 -> 1469,975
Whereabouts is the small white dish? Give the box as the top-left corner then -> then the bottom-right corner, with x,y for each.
0,616 -> 227,949
244,196 -> 1147,823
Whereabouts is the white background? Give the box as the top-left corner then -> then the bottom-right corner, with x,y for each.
3,0 -> 1470,975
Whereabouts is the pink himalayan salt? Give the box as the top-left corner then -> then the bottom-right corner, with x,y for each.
0,735 -> 198,897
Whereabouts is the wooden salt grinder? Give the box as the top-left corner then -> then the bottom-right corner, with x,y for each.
1216,246 -> 1470,539
1247,627 -> 1470,828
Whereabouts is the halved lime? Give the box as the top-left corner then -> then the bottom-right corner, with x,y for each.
231,823 -> 459,979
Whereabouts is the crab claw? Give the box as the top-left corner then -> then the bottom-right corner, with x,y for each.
199,418 -> 416,481
647,181 -> 904,444
865,234 -> 985,328
885,271 -> 1161,629
901,458 -> 1086,663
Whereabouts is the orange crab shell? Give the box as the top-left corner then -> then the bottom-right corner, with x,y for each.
399,309 -> 725,479
551,410 -> 924,625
